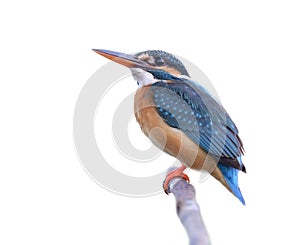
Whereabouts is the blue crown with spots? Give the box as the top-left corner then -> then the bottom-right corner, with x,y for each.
136,50 -> 190,77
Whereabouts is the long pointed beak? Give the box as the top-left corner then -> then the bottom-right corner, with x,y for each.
92,49 -> 151,69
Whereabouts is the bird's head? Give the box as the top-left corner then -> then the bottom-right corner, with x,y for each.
93,49 -> 190,87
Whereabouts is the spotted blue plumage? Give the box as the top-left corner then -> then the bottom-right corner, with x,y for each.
135,50 -> 190,76
151,78 -> 246,204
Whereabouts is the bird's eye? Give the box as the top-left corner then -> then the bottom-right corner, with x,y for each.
155,57 -> 165,66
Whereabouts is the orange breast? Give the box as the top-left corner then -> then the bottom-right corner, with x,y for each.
134,86 -> 219,173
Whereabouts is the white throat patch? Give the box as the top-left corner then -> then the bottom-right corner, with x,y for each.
130,68 -> 158,87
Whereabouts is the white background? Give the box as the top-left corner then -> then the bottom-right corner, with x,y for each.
1,1 -> 300,244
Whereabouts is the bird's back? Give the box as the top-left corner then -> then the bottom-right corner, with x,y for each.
134,79 -> 246,204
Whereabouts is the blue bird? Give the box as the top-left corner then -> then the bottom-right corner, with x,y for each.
93,49 -> 246,205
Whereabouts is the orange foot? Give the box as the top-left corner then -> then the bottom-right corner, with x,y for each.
163,165 -> 190,194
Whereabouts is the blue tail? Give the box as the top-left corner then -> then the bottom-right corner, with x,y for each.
218,163 -> 246,205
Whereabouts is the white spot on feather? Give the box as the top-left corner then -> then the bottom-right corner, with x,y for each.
130,68 -> 158,87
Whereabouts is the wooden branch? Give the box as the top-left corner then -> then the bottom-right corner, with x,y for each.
166,172 -> 211,245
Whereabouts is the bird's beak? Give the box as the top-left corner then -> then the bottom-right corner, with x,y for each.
92,49 -> 151,69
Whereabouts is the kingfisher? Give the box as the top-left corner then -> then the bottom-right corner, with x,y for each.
93,49 -> 246,205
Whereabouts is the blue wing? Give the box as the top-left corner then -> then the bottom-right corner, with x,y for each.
151,79 -> 245,172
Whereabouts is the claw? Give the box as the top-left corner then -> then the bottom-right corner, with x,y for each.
163,165 -> 190,194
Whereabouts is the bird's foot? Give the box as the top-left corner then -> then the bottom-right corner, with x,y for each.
163,165 -> 190,194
